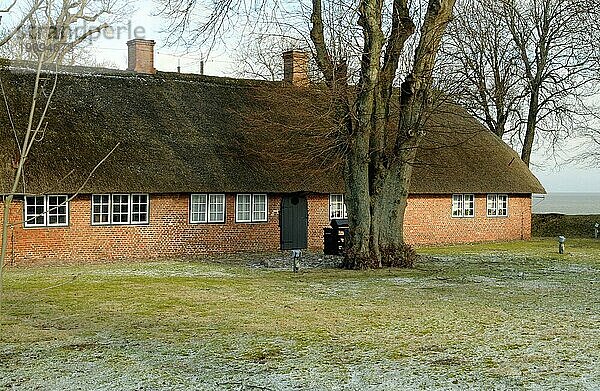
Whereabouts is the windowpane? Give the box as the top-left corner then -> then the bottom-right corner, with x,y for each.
190,194 -> 207,223
112,194 -> 129,224
252,194 -> 267,222
92,194 -> 110,224
24,196 -> 46,226
208,194 -> 225,223
498,194 -> 508,216
452,194 -> 463,217
236,194 -> 251,222
131,194 -> 149,224
24,195 -> 69,227
464,194 -> 475,217
330,194 -> 346,219
487,194 -> 498,216
47,195 -> 68,226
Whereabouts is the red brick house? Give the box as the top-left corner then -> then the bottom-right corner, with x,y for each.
0,40 -> 545,264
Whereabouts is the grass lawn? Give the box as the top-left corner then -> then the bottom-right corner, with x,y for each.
1,238 -> 599,390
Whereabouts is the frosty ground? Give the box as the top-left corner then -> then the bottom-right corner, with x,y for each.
1,238 -> 598,390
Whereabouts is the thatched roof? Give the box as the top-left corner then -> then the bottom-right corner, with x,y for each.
0,64 -> 544,195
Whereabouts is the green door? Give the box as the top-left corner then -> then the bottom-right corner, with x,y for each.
280,195 -> 308,250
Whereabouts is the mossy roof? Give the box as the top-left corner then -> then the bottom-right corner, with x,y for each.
0,64 -> 545,195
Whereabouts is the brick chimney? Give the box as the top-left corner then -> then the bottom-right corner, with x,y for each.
127,39 -> 156,74
283,50 -> 309,86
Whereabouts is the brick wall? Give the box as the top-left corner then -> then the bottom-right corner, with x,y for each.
307,194 -> 330,250
0,193 -> 532,265
1,194 -> 282,265
404,194 -> 532,245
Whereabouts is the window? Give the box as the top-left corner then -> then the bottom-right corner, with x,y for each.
92,194 -> 110,224
452,194 -> 474,217
91,193 -> 149,225
112,194 -> 130,224
24,195 -> 69,228
236,194 -> 268,223
190,194 -> 207,223
190,194 -> 225,223
487,194 -> 508,217
252,194 -> 267,222
329,194 -> 347,219
208,194 -> 226,222
47,195 -> 69,226
131,194 -> 149,223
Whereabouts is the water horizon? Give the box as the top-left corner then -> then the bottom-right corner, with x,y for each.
532,192 -> 600,215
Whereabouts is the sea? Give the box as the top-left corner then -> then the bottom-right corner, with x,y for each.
532,193 -> 600,215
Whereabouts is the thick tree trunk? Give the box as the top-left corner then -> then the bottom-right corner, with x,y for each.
342,132 -> 373,268
369,160 -> 414,266
310,0 -> 455,269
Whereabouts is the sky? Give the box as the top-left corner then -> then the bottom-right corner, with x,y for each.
89,4 -> 234,76
5,2 -> 600,193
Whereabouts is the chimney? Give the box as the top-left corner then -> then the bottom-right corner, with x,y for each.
127,39 -> 156,74
283,50 -> 309,86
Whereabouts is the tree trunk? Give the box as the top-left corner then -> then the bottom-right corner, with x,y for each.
342,132 -> 373,268
0,195 -> 13,331
310,0 -> 455,269
369,160 -> 414,267
521,88 -> 539,167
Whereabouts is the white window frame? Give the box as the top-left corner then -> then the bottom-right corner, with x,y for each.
91,193 -> 150,226
190,194 -> 208,223
235,194 -> 252,222
47,195 -> 70,226
329,194 -> 347,220
190,193 -> 226,223
452,194 -> 475,218
464,194 -> 475,217
208,194 -> 226,223
111,194 -> 130,224
24,195 -> 69,228
487,194 -> 509,217
236,193 -> 268,223
497,194 -> 508,216
91,194 -> 111,225
252,194 -> 268,222
131,194 -> 149,224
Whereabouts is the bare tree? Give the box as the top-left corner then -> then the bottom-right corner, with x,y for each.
582,132 -> 600,164
442,0 -> 521,139
444,0 -> 600,167
232,35 -> 296,81
0,0 -> 45,48
0,0 -> 122,328
159,0 -> 456,268
1,0 -> 132,64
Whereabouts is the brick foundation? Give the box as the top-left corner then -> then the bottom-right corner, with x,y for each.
0,193 -> 532,265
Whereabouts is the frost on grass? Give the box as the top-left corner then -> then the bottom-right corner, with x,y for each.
1,242 -> 599,390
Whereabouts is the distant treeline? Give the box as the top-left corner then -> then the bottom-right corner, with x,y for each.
533,214 -> 600,238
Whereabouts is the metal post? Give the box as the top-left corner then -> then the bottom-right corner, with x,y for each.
291,249 -> 301,272
558,236 -> 566,254
595,223 -> 599,239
